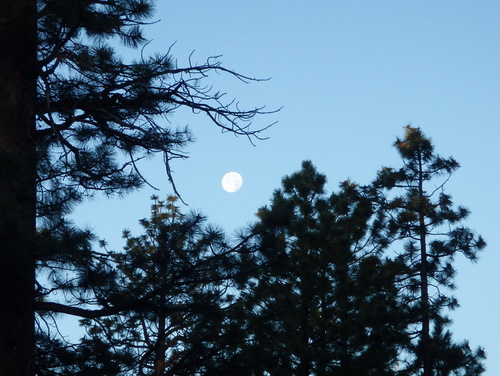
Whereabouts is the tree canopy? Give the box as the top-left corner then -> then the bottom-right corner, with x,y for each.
0,1 -> 274,375
228,161 -> 408,375
60,146 -> 485,376
0,1 -> 485,375
77,196 -> 240,376
373,126 -> 486,375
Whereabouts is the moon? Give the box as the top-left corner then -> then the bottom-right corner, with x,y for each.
222,172 -> 243,193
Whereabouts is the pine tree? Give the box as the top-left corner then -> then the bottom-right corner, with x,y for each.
233,161 -> 407,375
374,126 -> 486,375
0,1 -> 272,375
73,196 -> 240,376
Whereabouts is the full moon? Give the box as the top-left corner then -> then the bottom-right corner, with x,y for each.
222,172 -> 243,193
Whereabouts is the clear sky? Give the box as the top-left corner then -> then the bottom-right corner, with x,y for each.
72,2 -> 500,373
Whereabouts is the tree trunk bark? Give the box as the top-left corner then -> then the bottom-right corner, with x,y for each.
0,1 -> 37,375
417,154 -> 431,376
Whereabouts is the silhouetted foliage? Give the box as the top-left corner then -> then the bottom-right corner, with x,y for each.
76,196 -> 241,375
1,6 -> 485,373
1,1 -> 273,375
373,126 -> 486,375
228,161 -> 408,375
33,149 -> 485,376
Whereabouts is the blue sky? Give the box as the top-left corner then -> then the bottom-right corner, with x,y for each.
72,2 -> 500,373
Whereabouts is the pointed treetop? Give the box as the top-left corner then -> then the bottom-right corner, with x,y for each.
395,125 -> 434,162
281,160 -> 326,200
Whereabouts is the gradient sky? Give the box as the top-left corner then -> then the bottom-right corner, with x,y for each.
72,2 -> 500,373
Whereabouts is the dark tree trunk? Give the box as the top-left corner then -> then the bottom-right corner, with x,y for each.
0,1 -> 38,375
337,265 -> 351,376
417,154 -> 431,376
298,261 -> 311,376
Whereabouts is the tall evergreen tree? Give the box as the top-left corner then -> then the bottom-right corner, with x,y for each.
0,1 -> 273,375
232,161 -> 407,375
75,196 -> 240,376
374,126 -> 486,375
